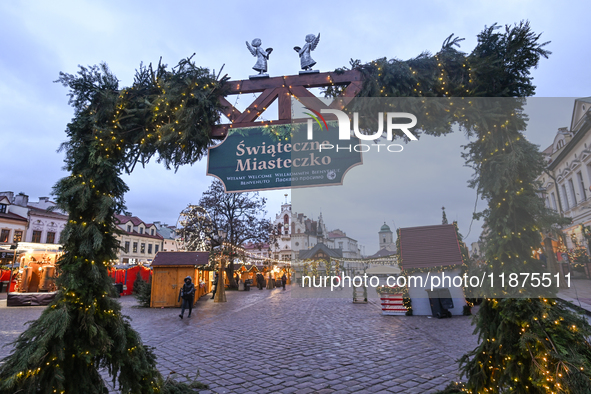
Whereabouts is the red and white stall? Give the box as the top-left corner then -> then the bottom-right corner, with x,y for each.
378,287 -> 407,316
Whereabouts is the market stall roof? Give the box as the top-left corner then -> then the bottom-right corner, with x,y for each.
367,247 -> 397,259
398,224 -> 463,270
16,242 -> 63,253
151,251 -> 209,267
298,243 -> 343,260
240,264 -> 259,272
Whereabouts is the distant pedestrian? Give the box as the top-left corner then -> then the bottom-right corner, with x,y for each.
257,273 -> 264,290
211,272 -> 219,299
178,276 -> 195,319
281,273 -> 287,290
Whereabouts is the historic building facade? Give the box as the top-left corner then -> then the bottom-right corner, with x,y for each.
0,194 -> 28,248
538,97 -> 591,249
0,193 -> 68,247
114,214 -> 164,265
153,221 -> 179,252
327,229 -> 361,259
26,197 -> 68,244
270,199 -> 362,261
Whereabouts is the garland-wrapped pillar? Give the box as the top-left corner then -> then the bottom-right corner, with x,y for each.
337,21 -> 591,392
0,59 -> 226,393
459,98 -> 591,392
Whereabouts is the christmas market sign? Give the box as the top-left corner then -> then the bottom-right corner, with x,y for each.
207,124 -> 362,192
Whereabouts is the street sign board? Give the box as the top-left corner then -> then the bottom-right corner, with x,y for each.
207,124 -> 362,192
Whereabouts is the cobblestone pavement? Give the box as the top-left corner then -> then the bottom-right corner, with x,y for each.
0,288 -> 479,393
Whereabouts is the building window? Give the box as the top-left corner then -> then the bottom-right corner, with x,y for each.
339,242 -> 343,249
13,230 -> 22,243
0,204 -> 6,214
46,232 -> 56,244
127,225 -> 131,233
568,179 -> 578,206
32,230 -> 42,243
550,193 -> 557,211
561,185 -> 570,210
148,244 -> 152,254
0,229 -> 10,243
577,171 -> 587,201
139,227 -> 144,234
124,241 -> 130,253
151,229 -> 154,235
155,245 -> 159,253
133,242 -> 138,253
141,243 -> 145,253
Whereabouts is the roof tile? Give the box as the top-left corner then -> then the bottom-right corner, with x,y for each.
151,251 -> 209,266
399,224 -> 463,270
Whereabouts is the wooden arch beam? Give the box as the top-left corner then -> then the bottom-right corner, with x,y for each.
211,69 -> 362,138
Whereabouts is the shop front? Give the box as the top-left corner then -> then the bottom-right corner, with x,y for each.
6,243 -> 62,306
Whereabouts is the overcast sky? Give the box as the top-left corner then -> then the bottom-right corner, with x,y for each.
1,1 -> 589,253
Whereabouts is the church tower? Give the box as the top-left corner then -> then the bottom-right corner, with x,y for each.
379,222 -> 395,251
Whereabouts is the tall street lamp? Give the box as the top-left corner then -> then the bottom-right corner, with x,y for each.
214,229 -> 227,303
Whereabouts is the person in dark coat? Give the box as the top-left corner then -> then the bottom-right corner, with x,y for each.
257,273 -> 264,290
281,273 -> 287,290
211,272 -> 219,299
178,276 -> 196,319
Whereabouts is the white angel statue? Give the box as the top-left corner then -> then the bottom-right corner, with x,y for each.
294,33 -> 320,71
246,38 -> 273,74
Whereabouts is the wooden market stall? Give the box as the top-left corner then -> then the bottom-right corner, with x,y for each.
150,251 -> 210,308
7,242 -> 63,306
238,264 -> 259,283
398,224 -> 467,316
0,249 -> 16,292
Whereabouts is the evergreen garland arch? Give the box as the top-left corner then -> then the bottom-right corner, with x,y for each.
1,21 -> 590,394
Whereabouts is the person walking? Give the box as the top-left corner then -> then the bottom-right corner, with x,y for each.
257,273 -> 264,290
281,273 -> 287,290
211,272 -> 219,299
178,276 -> 195,319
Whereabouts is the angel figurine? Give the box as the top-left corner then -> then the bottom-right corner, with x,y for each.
294,33 -> 320,71
246,38 -> 273,75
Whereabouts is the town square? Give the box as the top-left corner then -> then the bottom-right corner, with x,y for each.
1,1 -> 591,393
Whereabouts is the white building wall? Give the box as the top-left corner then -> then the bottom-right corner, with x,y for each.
0,221 -> 27,245
26,215 -> 66,243
538,98 -> 591,250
